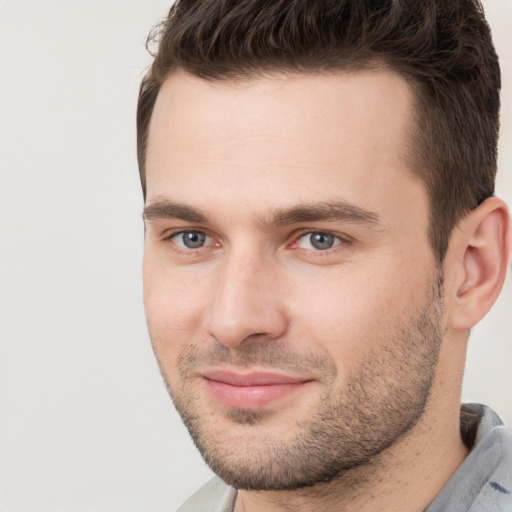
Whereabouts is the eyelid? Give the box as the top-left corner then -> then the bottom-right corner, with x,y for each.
164,228 -> 220,251
162,227 -> 209,240
160,227 -> 351,255
289,229 -> 351,247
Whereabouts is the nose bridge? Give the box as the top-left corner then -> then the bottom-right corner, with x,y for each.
206,247 -> 286,348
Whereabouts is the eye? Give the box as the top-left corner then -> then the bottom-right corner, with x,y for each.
171,231 -> 210,249
296,232 -> 342,251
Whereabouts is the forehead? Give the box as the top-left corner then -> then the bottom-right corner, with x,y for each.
145,69 -> 425,223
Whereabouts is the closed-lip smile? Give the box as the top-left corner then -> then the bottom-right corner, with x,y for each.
200,369 -> 314,409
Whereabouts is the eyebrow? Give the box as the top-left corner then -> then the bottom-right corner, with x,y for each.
261,202 -> 380,227
143,200 -> 209,223
143,199 -> 380,227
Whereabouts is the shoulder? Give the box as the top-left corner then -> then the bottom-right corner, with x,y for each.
427,405 -> 512,511
176,476 -> 237,512
470,425 -> 512,508
460,425 -> 512,511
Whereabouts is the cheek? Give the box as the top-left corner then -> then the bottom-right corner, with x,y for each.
143,258 -> 211,360
287,264 -> 425,373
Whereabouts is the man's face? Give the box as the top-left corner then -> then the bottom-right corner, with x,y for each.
143,70 -> 445,489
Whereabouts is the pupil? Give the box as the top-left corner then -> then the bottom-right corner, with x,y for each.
183,232 -> 205,248
311,233 -> 334,250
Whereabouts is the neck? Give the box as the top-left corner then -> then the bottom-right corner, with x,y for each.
235,400 -> 468,512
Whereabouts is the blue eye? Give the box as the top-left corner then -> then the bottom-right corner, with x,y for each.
297,232 -> 341,251
172,231 -> 208,249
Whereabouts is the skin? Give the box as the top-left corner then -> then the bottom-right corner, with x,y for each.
143,69 -> 510,511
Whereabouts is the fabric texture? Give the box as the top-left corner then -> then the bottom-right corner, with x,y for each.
176,404 -> 512,512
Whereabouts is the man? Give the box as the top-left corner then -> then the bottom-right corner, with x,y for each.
137,0 -> 511,510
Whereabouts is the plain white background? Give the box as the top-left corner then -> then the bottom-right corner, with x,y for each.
0,1 -> 510,511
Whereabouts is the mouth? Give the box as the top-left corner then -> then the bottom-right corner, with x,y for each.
200,369 -> 314,409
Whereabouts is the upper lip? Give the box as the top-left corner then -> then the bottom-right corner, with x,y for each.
201,369 -> 313,387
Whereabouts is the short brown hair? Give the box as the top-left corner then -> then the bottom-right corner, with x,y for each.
137,0 -> 501,261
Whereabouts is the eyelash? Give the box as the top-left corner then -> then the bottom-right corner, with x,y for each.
290,230 -> 347,252
164,228 -> 351,257
165,230 -> 217,252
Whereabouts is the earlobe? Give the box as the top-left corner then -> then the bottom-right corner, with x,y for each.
450,197 -> 510,330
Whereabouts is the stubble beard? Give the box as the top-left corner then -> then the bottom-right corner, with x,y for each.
155,273 -> 445,491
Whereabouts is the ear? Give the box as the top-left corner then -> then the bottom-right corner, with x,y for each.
447,197 -> 510,330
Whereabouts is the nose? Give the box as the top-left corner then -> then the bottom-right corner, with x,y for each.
205,252 -> 288,349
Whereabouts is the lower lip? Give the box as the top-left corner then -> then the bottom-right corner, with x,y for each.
204,379 -> 309,409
